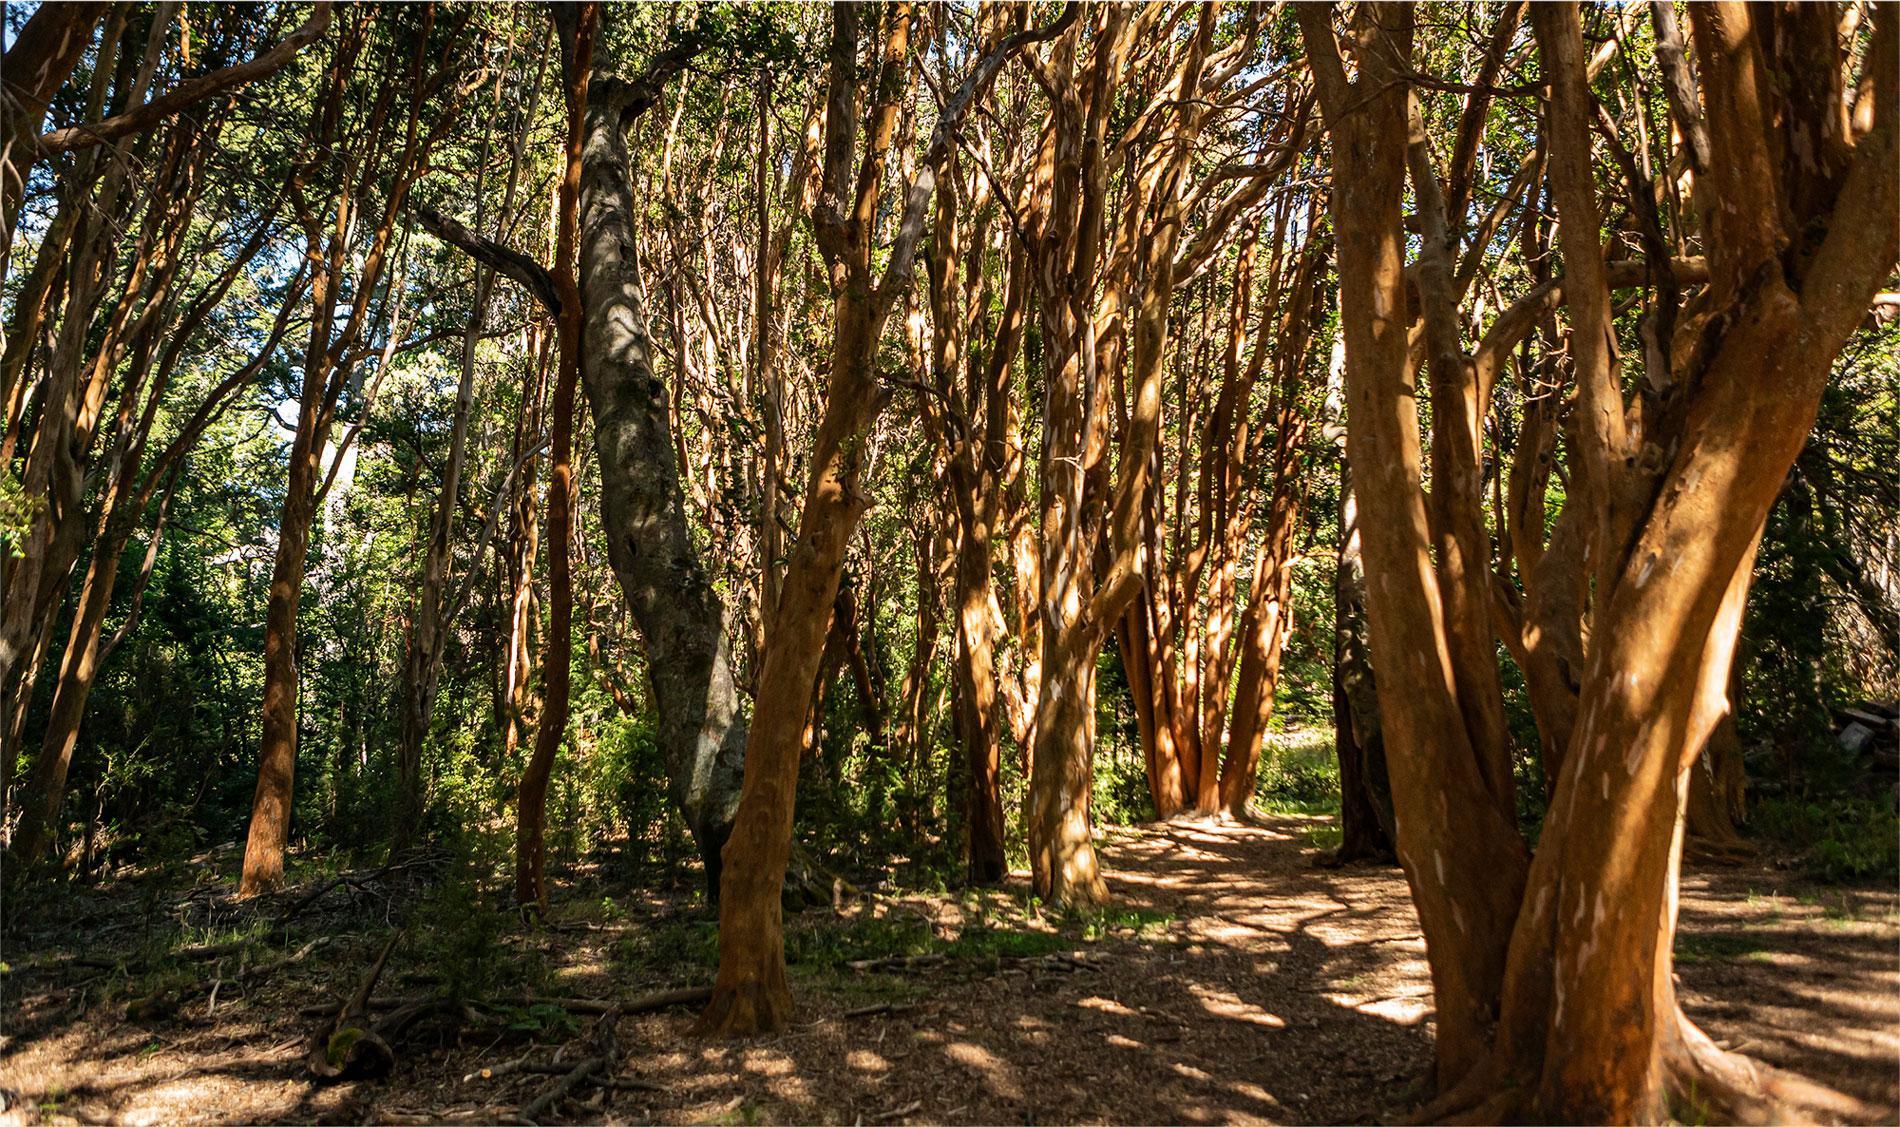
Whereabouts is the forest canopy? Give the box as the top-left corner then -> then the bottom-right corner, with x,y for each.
2,2 -> 1897,1124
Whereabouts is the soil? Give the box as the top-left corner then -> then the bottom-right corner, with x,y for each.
3,816 -> 1895,1125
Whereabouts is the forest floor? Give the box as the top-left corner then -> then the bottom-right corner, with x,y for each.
4,814 -> 1897,1125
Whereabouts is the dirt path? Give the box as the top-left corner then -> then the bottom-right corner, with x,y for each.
5,818 -> 1897,1124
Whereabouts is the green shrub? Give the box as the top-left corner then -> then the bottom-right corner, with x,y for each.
1092,748 -> 1154,826
784,912 -> 933,968
1252,726 -> 1339,814
1753,796 -> 1900,882
613,918 -> 720,976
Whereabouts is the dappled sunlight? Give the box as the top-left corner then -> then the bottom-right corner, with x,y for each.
8,819 -> 1893,1124
941,1040 -> 1025,1102
1186,985 -> 1288,1029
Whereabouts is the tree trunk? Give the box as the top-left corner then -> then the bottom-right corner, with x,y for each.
701,0 -> 1073,1033
10,514 -> 137,864
1299,3 -> 1896,1117
515,1 -> 597,911
703,305 -> 884,1033
955,516 -> 1007,884
1297,2 -> 1528,1086
393,62 -> 533,847
240,413 -> 322,895
575,72 -> 747,889
1219,481 -> 1301,821
0,2 -> 109,273
1327,453 -> 1395,862
1684,712 -> 1750,859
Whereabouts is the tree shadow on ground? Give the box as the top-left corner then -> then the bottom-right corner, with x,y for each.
5,818 -> 1895,1124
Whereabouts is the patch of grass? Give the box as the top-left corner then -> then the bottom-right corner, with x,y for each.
414,853 -> 524,1001
772,898 -> 1165,978
1081,906 -> 1173,941
944,921 -> 1068,961
493,1000 -> 581,1040
1298,821 -> 1343,851
1675,931 -> 1777,964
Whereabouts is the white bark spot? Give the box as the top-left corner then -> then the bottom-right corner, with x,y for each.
1600,770 -> 1610,800
1433,849 -> 1446,886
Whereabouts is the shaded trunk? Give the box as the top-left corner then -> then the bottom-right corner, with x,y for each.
955,516 -> 1006,884
576,74 -> 746,888
1219,479 -> 1302,820
10,513 -> 138,863
1684,712 -> 1750,859
1327,454 -> 1394,861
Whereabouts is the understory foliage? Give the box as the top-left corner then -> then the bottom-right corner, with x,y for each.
1,1 -> 1895,1121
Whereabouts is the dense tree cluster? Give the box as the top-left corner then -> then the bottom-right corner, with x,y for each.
3,2 -> 1895,1122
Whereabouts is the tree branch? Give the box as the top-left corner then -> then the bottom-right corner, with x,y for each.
417,205 -> 561,316
38,3 -> 333,155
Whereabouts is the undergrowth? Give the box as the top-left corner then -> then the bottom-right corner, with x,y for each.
1752,795 -> 1899,883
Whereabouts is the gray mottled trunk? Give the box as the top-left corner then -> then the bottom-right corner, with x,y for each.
578,80 -> 744,884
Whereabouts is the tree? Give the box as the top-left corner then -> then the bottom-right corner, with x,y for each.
393,23 -> 542,849
514,0 -> 597,911
240,7 -> 467,895
1298,1 -> 1899,1117
703,0 -> 1075,1034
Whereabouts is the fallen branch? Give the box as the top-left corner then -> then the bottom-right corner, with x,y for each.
276,854 -> 450,927
518,1003 -> 621,1125
373,997 -> 461,1042
308,929 -> 403,1080
846,953 -> 945,973
518,1058 -> 603,1124
494,985 -> 712,1016
842,1001 -> 918,1020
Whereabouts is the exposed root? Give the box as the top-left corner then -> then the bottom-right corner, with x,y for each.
1665,1010 -> 1881,1125
1316,842 -> 1397,869
693,978 -> 792,1037
1403,1056 -> 1518,1125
